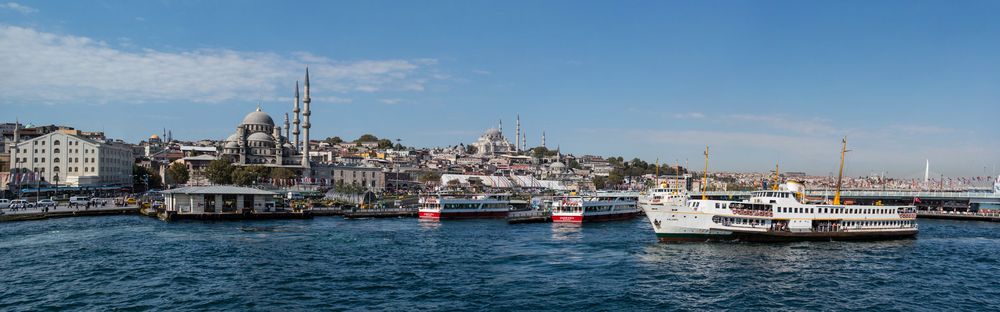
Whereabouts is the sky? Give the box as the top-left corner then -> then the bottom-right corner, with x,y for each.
1,0 -> 998,177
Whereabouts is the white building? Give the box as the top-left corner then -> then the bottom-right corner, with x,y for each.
161,186 -> 277,215
8,130 -> 133,187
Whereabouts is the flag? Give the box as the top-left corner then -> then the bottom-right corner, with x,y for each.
913,197 -> 921,204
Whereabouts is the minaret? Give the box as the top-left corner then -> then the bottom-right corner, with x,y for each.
293,81 -> 301,150
521,131 -> 526,151
283,113 -> 290,143
498,119 -> 503,138
302,68 -> 312,172
11,118 -> 18,173
515,114 -> 520,152
541,131 -> 546,148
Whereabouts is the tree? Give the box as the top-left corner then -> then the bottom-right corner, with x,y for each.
132,165 -> 163,191
446,179 -> 461,188
592,176 -> 607,190
270,167 -> 296,180
377,138 -> 393,149
204,159 -> 235,185
166,162 -> 190,185
568,159 -> 582,170
356,134 -> 379,142
465,145 -> 477,155
232,165 -> 269,186
323,136 -> 343,145
419,172 -> 442,184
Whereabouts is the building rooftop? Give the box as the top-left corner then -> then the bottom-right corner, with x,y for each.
161,185 -> 276,195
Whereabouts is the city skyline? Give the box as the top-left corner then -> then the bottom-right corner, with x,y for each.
2,1 -> 998,176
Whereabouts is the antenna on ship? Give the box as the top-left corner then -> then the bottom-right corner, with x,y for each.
702,146 -> 709,200
773,161 -> 780,190
833,136 -> 851,205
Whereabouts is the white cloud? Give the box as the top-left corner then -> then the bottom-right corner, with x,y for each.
379,98 -> 402,104
672,112 -> 705,119
727,114 -> 838,135
0,2 -> 36,14
0,25 -> 439,105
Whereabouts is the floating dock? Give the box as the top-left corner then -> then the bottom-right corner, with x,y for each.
342,207 -> 418,219
507,210 -> 552,224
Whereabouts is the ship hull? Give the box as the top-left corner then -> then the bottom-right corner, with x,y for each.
655,230 -> 918,243
418,210 -> 509,220
552,211 -> 641,223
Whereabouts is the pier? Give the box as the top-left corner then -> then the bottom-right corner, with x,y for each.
1,204 -> 139,222
342,207 -> 417,219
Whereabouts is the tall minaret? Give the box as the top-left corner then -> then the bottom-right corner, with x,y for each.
521,131 -> 526,151
11,118 -> 19,172
515,114 -> 520,152
541,131 -> 546,148
498,118 -> 503,137
293,81 -> 301,150
302,67 -> 312,172
283,113 -> 290,143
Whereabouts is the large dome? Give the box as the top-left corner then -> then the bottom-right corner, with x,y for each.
247,132 -> 274,142
242,107 -> 275,126
225,133 -> 240,142
483,128 -> 501,139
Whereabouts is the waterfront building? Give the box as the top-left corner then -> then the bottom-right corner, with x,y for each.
330,165 -> 385,191
8,129 -> 133,187
161,185 -> 277,215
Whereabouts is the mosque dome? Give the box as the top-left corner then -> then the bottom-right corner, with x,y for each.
247,132 -> 274,142
242,107 -> 275,126
224,141 -> 239,149
483,128 -> 502,139
150,134 -> 160,140
551,162 -> 566,169
226,133 -> 240,142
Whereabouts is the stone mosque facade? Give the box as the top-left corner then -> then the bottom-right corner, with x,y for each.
221,69 -> 315,176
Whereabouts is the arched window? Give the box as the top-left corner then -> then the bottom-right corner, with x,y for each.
53,166 -> 60,172
54,140 -> 60,145
54,158 -> 60,163
54,148 -> 60,153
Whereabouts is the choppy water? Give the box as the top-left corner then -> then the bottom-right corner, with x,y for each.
1,216 -> 999,311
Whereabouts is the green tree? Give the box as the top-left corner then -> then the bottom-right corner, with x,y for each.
356,134 -> 379,142
464,145 -> 477,155
376,138 -> 393,149
204,159 -> 235,185
592,176 -> 607,190
270,167 -> 296,180
166,162 -> 190,185
232,165 -> 269,186
568,159 -> 582,170
133,165 -> 163,191
323,136 -> 344,145
419,172 -> 442,184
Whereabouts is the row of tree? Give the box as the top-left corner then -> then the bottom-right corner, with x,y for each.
202,159 -> 297,186
323,134 -> 405,150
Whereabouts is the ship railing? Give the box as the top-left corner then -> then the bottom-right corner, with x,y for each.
732,209 -> 773,217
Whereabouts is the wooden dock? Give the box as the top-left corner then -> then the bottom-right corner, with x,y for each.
342,207 -> 418,219
507,210 -> 552,224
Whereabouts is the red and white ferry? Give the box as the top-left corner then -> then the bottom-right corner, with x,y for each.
551,193 -> 640,223
418,194 -> 513,220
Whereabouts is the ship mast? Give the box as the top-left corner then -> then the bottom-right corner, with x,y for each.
833,136 -> 850,205
773,161 -> 780,190
702,146 -> 709,200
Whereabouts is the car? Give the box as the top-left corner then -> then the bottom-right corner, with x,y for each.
69,196 -> 90,205
36,199 -> 57,208
0,199 -> 10,209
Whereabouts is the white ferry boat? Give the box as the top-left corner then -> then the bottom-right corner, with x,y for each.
639,183 -> 689,208
551,193 -> 640,223
418,194 -> 513,220
642,181 -> 918,242
642,139 -> 918,242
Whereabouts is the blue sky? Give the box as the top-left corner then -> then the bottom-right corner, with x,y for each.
2,0 -> 998,177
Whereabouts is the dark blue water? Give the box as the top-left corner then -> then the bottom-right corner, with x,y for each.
2,216 -> 999,311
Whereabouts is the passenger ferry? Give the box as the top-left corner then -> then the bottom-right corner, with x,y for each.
639,183 -> 689,208
551,193 -> 641,223
642,181 -> 918,242
418,194 -> 513,220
